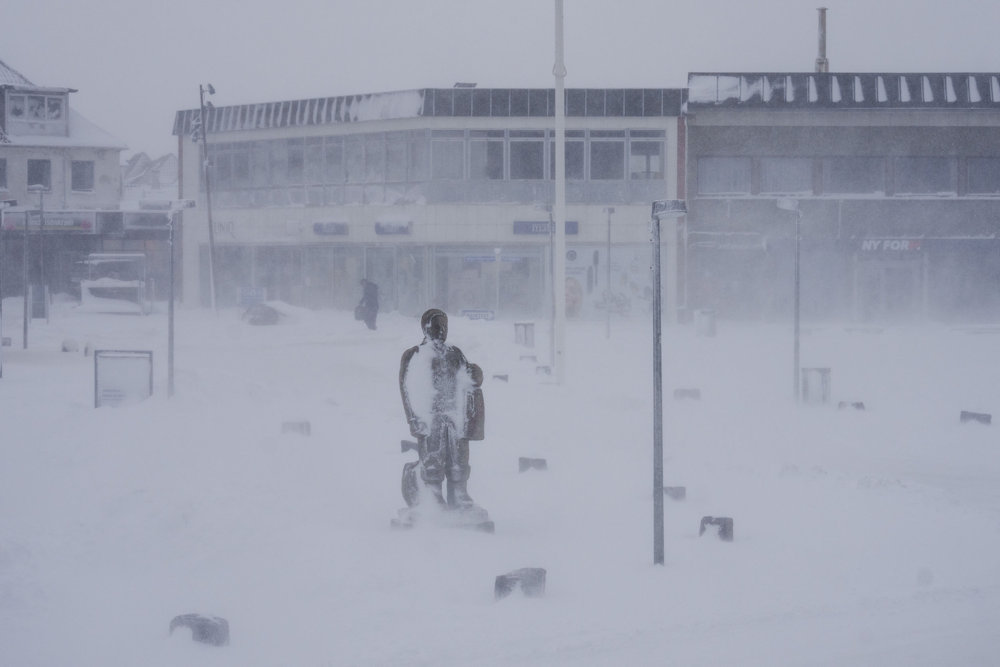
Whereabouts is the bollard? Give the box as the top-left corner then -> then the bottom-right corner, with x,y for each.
281,421 -> 311,435
664,486 -> 686,500
699,516 -> 734,541
169,614 -> 229,646
673,388 -> 701,401
518,457 -> 547,473
495,568 -> 546,600
960,411 -> 992,425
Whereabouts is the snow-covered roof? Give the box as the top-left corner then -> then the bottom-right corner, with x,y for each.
688,72 -> 1000,109
4,108 -> 126,150
172,87 -> 686,136
0,57 -> 34,87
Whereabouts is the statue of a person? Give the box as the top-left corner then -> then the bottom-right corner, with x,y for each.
399,309 -> 485,510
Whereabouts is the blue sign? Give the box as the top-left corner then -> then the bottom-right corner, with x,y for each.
513,220 -> 578,235
313,222 -> 349,236
375,221 -> 412,235
460,309 -> 495,321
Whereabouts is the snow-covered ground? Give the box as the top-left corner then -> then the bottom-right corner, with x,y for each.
1,297 -> 998,666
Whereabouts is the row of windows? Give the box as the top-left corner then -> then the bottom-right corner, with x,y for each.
0,158 -> 95,192
697,156 -> 1000,196
207,129 -> 666,191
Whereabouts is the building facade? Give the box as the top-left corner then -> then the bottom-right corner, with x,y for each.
685,72 -> 1000,323
0,57 -> 174,304
173,87 -> 685,320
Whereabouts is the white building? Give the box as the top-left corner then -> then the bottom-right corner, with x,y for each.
172,86 -> 685,320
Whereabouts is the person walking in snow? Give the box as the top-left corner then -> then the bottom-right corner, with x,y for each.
399,309 -> 485,509
356,278 -> 379,330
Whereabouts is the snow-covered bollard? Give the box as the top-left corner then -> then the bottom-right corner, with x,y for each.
673,388 -> 701,401
664,486 -> 686,501
495,568 -> 546,600
169,614 -> 229,646
518,457 -> 547,473
61,339 -> 79,353
699,516 -> 734,542
960,411 -> 992,425
281,420 -> 311,435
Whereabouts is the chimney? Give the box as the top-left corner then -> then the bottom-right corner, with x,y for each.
815,7 -> 829,73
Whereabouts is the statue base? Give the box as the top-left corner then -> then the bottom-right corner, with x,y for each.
391,505 -> 494,533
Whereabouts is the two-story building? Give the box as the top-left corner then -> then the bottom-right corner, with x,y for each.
173,86 -> 685,320
685,72 -> 1000,323
0,57 -> 135,298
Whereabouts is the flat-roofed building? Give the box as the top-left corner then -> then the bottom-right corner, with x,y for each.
685,72 -> 1000,323
173,86 -> 685,320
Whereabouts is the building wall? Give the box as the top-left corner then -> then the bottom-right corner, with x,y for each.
686,103 -> 1000,322
176,92 -> 683,321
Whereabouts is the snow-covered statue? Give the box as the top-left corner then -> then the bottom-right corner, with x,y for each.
396,309 -> 492,531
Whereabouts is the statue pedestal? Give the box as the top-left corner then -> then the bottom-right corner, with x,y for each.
391,505 -> 494,533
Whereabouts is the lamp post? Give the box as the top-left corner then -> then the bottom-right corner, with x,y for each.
196,83 -> 218,313
777,198 -> 802,402
494,246 -> 501,318
552,0 -> 567,384
25,184 -> 46,348
604,207 -> 614,339
650,199 -> 686,566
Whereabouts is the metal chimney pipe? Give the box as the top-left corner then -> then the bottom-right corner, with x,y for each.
815,7 -> 829,72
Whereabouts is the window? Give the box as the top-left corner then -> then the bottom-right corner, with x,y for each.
590,131 -> 625,180
509,130 -> 544,180
72,161 -> 94,191
287,139 -> 305,184
344,137 -> 364,183
324,137 -> 344,183
760,157 -> 813,194
304,138 -> 324,183
385,132 -> 408,182
431,131 -> 464,179
629,131 -> 664,180
697,157 -> 751,194
0,158 -> 6,189
365,134 -> 385,183
967,157 -> 1000,194
407,132 -> 429,181
469,130 -> 504,180
6,93 -> 66,134
27,159 -> 51,189
822,157 -> 884,194
894,157 -> 956,195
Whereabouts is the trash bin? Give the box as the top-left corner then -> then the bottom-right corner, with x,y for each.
514,321 -> 535,347
801,367 -> 831,404
694,309 -> 716,337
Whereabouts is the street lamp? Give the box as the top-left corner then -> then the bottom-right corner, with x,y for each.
25,184 -> 46,348
603,207 -> 614,339
776,198 -> 802,402
650,198 -> 686,566
195,83 -> 218,313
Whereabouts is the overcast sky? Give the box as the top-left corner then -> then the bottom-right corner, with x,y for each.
5,0 -> 1000,158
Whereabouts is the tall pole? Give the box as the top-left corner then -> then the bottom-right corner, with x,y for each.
552,0 -> 567,383
793,210 -> 801,401
37,189 -> 44,313
605,207 -> 614,339
651,212 -> 664,565
22,205 -> 28,349
168,211 -> 176,397
199,85 -> 218,313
